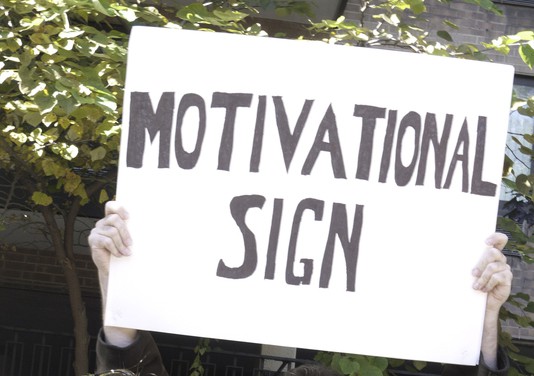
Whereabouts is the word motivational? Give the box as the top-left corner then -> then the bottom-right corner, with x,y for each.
126,91 -> 497,197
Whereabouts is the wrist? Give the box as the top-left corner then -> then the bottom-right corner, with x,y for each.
481,308 -> 500,369
103,326 -> 138,348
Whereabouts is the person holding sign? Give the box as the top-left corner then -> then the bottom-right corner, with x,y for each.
89,201 -> 512,376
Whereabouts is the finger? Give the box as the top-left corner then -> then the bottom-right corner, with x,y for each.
97,223 -> 132,256
89,226 -> 130,258
472,245 -> 507,278
105,200 -> 130,221
473,261 -> 511,292
100,212 -> 133,248
482,267 -> 513,294
485,232 -> 508,251
89,212 -> 132,255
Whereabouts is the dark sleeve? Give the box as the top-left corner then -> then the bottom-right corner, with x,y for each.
442,347 -> 509,376
96,328 -> 169,376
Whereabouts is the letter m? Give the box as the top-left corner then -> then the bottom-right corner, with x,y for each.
127,92 -> 174,168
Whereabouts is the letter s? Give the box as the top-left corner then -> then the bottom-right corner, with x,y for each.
216,195 -> 265,279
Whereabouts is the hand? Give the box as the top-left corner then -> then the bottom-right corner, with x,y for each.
88,201 -> 137,347
89,201 -> 133,277
472,232 -> 512,312
472,232 -> 512,369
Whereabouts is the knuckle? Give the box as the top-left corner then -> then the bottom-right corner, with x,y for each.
488,247 -> 501,259
104,225 -> 119,238
105,213 -> 120,224
101,237 -> 115,249
486,262 -> 499,273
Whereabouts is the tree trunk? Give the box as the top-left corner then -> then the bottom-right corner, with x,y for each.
41,205 -> 89,376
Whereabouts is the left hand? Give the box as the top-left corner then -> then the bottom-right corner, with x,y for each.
472,232 -> 512,312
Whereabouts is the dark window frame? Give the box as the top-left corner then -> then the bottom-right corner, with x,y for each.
494,0 -> 534,8
515,75 -> 534,87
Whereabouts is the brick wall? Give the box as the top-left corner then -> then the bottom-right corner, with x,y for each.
2,245 -> 531,338
504,256 -> 534,339
0,245 -> 100,295
343,0 -> 534,76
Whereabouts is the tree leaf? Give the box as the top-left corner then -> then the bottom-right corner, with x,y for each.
519,43 -> 534,69
66,123 -> 83,141
43,113 -> 57,126
42,159 -> 66,178
64,170 -> 82,193
8,132 -> 28,146
90,146 -> 107,161
370,357 -> 389,371
437,30 -> 453,42
516,30 -> 534,41
34,92 -> 58,114
359,363 -> 383,376
91,0 -> 113,16
442,19 -> 459,30
58,117 -> 71,129
114,6 -> 138,22
59,29 -> 85,39
406,0 -> 426,14
338,357 -> 360,374
99,189 -> 109,203
32,191 -> 53,206
23,111 -> 44,127
413,360 -> 427,370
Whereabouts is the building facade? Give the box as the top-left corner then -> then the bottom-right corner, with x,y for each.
1,0 -> 534,375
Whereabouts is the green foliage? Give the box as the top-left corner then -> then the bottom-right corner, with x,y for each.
190,338 -> 211,376
212,0 -> 315,18
315,352 -> 390,376
483,31 -> 534,68
0,0 -> 172,206
176,2 -> 258,33
498,87 -> 534,374
307,1 -> 534,67
0,0 -> 270,208
31,190 -> 53,206
175,0 -> 313,34
1,0 -> 534,375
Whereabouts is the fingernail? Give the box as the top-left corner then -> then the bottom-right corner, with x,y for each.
473,282 -> 480,290
122,247 -> 132,256
472,268 -> 481,277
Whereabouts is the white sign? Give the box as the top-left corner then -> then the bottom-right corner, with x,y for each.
107,26 -> 514,365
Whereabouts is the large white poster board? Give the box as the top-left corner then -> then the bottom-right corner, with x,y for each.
108,26 -> 514,365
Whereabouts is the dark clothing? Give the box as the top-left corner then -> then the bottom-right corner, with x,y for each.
96,330 -> 169,376
96,329 -> 509,376
442,348 -> 509,376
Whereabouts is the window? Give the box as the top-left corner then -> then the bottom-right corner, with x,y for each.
500,75 -> 534,201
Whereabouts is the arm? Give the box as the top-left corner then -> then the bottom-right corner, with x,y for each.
472,233 -> 512,373
88,201 -> 168,375
443,233 -> 512,376
88,201 -> 137,347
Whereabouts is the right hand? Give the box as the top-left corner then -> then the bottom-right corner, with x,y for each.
89,201 -> 138,347
88,201 -> 133,277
